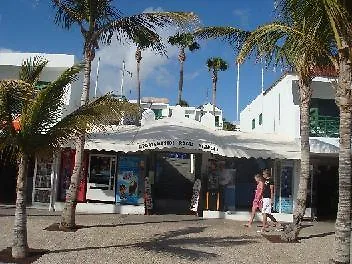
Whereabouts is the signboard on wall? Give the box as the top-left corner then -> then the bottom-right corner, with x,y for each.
116,156 -> 144,205
280,161 -> 294,213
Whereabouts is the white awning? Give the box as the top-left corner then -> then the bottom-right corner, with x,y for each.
309,137 -> 340,155
85,117 -> 300,160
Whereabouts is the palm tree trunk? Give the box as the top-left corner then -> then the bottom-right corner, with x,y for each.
332,46 -> 351,264
60,47 -> 92,228
178,48 -> 185,105
136,47 -> 142,117
212,71 -> 217,115
80,49 -> 92,106
281,77 -> 312,242
60,134 -> 85,228
12,152 -> 28,259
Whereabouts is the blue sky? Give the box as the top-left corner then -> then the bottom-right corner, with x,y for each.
0,0 -> 284,122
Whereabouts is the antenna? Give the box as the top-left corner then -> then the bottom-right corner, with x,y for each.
261,58 -> 264,94
94,57 -> 100,98
236,63 -> 240,121
119,60 -> 132,98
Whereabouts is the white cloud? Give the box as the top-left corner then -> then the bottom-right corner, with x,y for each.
0,48 -> 17,53
232,8 -> 250,28
185,70 -> 200,81
91,7 -> 180,98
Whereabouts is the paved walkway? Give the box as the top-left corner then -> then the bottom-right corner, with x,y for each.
0,206 -> 335,264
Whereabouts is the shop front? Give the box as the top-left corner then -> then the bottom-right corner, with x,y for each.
202,157 -> 298,222
34,115 -> 300,220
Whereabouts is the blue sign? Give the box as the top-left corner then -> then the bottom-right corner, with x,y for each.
116,156 -> 143,205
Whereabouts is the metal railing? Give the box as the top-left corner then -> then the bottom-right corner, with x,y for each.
310,115 -> 339,138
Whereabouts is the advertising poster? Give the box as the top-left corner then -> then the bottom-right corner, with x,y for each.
280,161 -> 294,213
116,156 -> 143,205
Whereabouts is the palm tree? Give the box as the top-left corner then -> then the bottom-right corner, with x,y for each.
168,32 -> 200,105
195,12 -> 335,243
0,57 -> 135,259
238,17 -> 334,242
133,35 -> 163,113
206,57 -> 228,114
277,1 -> 352,261
52,0 -> 198,229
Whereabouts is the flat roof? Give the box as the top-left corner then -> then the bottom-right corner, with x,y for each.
0,52 -> 77,68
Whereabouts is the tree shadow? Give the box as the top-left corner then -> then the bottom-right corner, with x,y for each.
0,247 -> 49,264
298,231 -> 335,240
129,226 -> 257,260
44,218 -> 205,232
5,226 -> 257,262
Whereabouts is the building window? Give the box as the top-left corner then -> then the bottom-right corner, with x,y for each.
185,115 -> 190,118
259,113 -> 263,125
215,116 -> 220,127
252,118 -> 255,129
152,109 -> 163,119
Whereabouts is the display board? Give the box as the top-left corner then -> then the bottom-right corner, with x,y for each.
33,156 -> 53,203
116,156 -> 144,205
279,161 -> 294,213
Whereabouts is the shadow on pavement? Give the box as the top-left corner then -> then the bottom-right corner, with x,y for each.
299,231 -> 335,240
0,247 -> 49,264
2,226 -> 258,262
44,218 -> 205,232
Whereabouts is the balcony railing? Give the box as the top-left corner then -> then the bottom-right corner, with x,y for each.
309,114 -> 339,138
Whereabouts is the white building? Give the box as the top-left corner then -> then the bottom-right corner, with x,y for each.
240,72 -> 339,220
129,97 -> 224,129
240,73 -> 337,138
0,52 -> 83,117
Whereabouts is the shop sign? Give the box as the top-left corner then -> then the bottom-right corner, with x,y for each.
137,139 -> 219,152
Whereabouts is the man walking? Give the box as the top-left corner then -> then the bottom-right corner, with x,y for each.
261,168 -> 278,231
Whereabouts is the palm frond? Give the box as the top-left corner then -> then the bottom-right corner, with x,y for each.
37,95 -> 138,151
237,18 -> 335,76
98,15 -> 166,54
52,0 -> 86,29
0,80 -> 33,136
19,56 -> 48,86
21,64 -> 84,137
194,26 -> 250,50
98,12 -> 198,54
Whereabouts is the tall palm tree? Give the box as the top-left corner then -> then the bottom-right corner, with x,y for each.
168,32 -> 200,105
0,57 -> 135,259
195,13 -> 336,243
277,1 -> 352,261
206,57 -> 228,114
133,35 -> 163,113
52,0 -> 198,228
238,17 -> 335,242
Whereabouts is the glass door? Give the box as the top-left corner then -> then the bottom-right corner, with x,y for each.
86,154 -> 116,202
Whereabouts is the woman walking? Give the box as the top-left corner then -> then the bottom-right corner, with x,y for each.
245,174 -> 264,227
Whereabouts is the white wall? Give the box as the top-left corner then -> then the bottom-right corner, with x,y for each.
240,74 -> 336,139
240,74 -> 300,138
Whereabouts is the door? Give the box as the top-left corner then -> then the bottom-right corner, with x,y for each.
86,154 -> 117,202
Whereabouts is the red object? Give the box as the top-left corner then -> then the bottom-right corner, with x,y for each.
12,118 -> 21,131
59,149 -> 88,202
